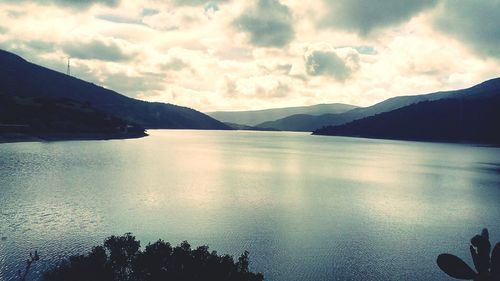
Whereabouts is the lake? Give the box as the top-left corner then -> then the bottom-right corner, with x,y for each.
1,130 -> 500,281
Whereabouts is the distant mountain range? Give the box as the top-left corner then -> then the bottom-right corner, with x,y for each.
256,114 -> 352,132
313,78 -> 500,145
207,103 -> 358,126
2,49 -> 498,145
0,49 -> 229,133
256,93 -> 452,132
223,122 -> 279,131
256,78 -> 500,133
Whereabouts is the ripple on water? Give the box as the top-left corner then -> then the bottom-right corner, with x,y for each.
1,132 -> 500,281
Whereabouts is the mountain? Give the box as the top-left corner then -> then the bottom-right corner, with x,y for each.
224,122 -> 279,131
258,78 -> 500,132
0,49 -> 230,130
0,93 -> 146,142
207,103 -> 358,126
257,113 -> 353,132
313,78 -> 500,145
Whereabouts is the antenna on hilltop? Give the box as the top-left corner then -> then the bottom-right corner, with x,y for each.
67,57 -> 71,76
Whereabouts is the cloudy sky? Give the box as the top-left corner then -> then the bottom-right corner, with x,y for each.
0,0 -> 498,112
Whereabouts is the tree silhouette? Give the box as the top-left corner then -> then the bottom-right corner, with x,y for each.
43,233 -> 263,281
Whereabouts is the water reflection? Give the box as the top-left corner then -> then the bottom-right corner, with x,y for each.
0,130 -> 500,281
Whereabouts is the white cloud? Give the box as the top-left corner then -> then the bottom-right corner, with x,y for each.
0,0 -> 498,112
62,37 -> 136,62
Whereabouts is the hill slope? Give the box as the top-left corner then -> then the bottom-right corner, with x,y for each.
207,103 -> 357,126
259,78 -> 500,132
0,49 -> 229,130
224,122 -> 279,131
313,82 -> 500,145
0,93 -> 146,142
257,113 -> 353,132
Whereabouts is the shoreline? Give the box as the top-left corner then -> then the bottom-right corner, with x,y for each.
0,132 -> 148,144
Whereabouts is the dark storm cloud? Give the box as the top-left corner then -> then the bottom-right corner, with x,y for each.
320,0 -> 438,36
433,0 -> 500,59
62,39 -> 133,62
234,0 -> 294,47
0,0 -> 120,9
305,50 -> 359,81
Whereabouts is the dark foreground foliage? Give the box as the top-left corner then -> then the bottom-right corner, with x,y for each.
437,228 -> 500,280
43,233 -> 263,281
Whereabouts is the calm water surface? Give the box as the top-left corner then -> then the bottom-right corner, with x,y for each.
1,130 -> 500,281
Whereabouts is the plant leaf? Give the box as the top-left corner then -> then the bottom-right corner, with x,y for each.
470,245 -> 480,272
491,243 -> 500,279
470,234 -> 491,274
437,254 -> 477,279
481,228 -> 489,240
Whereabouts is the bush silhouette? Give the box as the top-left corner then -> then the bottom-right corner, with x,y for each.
437,228 -> 500,280
43,233 -> 263,281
